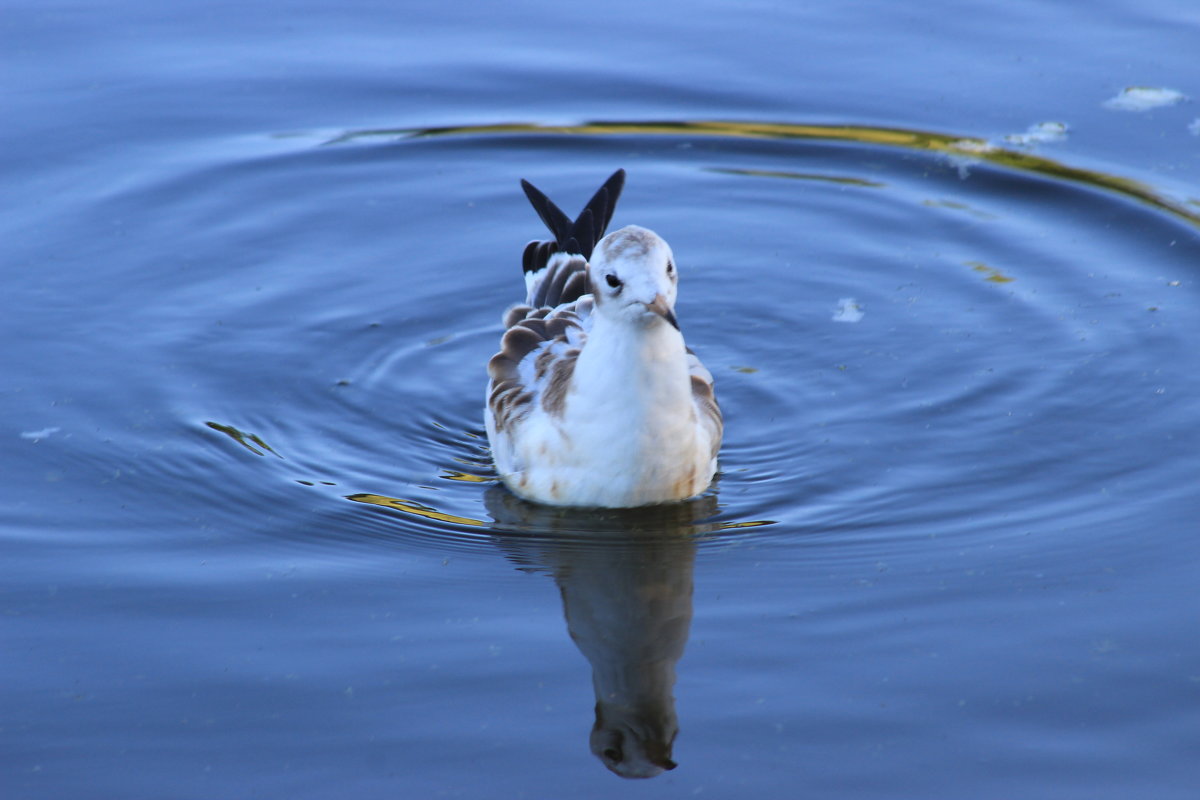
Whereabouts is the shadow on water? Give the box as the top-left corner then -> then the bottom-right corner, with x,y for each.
327,119 -> 1200,231
487,489 -> 700,779
348,487 -> 765,779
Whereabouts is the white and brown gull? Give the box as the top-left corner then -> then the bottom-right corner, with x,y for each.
485,169 -> 722,507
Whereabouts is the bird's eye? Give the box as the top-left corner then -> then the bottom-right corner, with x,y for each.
605,273 -> 622,289
666,261 -> 675,276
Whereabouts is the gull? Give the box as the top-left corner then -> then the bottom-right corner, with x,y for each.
485,169 -> 722,507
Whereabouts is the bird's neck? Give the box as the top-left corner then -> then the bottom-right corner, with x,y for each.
574,315 -> 691,413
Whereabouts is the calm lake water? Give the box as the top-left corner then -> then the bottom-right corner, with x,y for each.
4,0 -> 1199,797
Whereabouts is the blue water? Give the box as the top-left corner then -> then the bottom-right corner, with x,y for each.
4,1 -> 1200,797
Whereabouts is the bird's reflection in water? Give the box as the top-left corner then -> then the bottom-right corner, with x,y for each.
486,487 -> 714,779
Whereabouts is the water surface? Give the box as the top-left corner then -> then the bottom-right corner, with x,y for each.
3,1 -> 1199,797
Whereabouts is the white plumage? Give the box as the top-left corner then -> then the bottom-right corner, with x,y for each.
485,170 -> 722,507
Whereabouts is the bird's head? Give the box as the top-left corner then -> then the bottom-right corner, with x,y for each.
589,225 -> 680,330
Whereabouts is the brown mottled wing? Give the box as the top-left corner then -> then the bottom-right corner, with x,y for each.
487,279 -> 592,434
686,349 -> 723,459
488,170 -> 622,451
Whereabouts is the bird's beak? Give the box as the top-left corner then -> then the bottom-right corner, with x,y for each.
645,294 -> 680,330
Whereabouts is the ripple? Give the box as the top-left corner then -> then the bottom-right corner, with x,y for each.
326,119 -> 1200,229
96,117 -> 1200,559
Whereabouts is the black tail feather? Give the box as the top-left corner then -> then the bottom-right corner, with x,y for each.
522,240 -> 560,274
520,169 -> 626,268
520,180 -> 573,246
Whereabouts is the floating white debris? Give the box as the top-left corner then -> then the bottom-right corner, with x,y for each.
949,139 -> 995,155
1004,121 -> 1069,146
20,427 -> 61,442
1103,87 -> 1187,111
833,298 -> 864,323
940,139 -> 997,180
